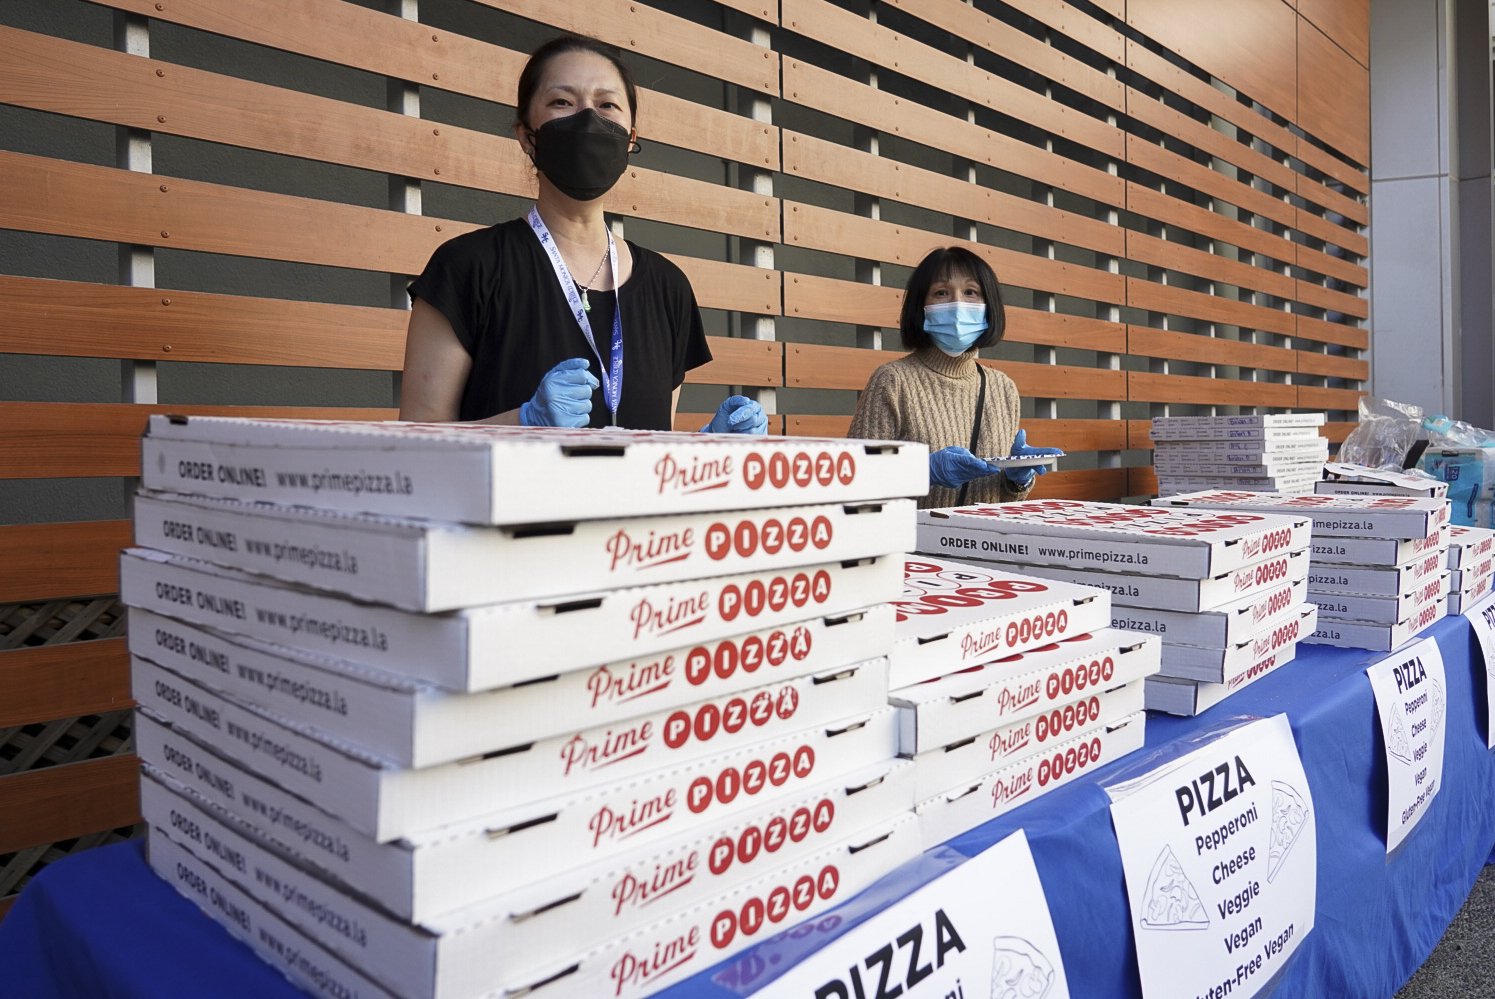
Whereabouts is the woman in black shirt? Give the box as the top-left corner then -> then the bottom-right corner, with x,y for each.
401,34 -> 765,435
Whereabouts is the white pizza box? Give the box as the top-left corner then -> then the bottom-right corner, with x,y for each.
141,416 -> 929,525
1313,527 -> 1448,567
1307,549 -> 1447,596
1152,458 -> 1325,477
141,772 -> 917,999
910,680 -> 1145,800
133,490 -> 915,612
133,653 -> 887,844
890,629 -> 1160,753
1149,437 -> 1330,458
916,500 -> 1310,579
1154,491 -> 1452,540
914,712 -> 1147,850
1304,599 -> 1447,651
1449,575 -> 1494,615
146,830 -> 402,999
1158,604 -> 1317,683
120,547 -> 899,693
1146,636 -> 1307,716
136,712 -> 911,923
502,814 -> 922,999
1310,573 -> 1449,626
1157,474 -> 1321,495
962,549 -> 1310,612
890,556 -> 1111,688
1149,413 -> 1326,436
1452,555 -> 1495,594
1447,525 -> 1495,569
1315,463 -> 1449,499
128,604 -> 892,769
1108,578 -> 1307,648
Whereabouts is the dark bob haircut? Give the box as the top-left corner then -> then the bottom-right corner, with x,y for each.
898,246 -> 1006,352
515,34 -> 639,131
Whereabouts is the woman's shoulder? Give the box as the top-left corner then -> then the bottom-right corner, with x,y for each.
426,219 -> 528,266
625,241 -> 690,290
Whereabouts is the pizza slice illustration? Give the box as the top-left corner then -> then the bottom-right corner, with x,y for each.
1428,678 -> 1445,739
1140,845 -> 1209,930
1268,780 -> 1310,883
1386,709 -> 1412,766
990,936 -> 1055,999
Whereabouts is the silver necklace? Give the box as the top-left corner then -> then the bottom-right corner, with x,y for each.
575,243 -> 610,313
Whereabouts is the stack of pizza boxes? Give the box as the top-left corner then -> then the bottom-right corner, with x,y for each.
914,500 -> 1316,718
1149,414 -> 1329,497
878,552 -> 1154,848
122,416 -> 932,999
1155,491 -> 1453,653
1446,525 -> 1495,615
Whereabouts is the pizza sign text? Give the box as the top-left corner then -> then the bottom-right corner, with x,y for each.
811,907 -> 967,999
1175,755 -> 1257,827
1392,655 -> 1427,694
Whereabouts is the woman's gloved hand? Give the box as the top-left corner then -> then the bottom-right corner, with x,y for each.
519,357 -> 598,428
702,395 -> 767,434
1003,428 -> 1064,490
928,446 -> 1001,489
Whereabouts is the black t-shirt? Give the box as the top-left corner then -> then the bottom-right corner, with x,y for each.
408,218 -> 713,429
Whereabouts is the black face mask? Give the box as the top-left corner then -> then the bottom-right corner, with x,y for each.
528,109 -> 634,202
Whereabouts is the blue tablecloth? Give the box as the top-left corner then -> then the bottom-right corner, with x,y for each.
4,614 -> 1493,999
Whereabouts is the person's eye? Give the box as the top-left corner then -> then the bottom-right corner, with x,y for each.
550,98 -> 572,107
602,101 -> 621,110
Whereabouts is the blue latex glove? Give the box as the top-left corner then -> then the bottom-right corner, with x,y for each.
1003,428 -> 1064,489
702,395 -> 767,435
519,357 -> 598,428
928,446 -> 999,489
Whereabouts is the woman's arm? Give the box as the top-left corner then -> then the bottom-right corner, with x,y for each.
847,366 -> 901,441
399,299 -> 520,424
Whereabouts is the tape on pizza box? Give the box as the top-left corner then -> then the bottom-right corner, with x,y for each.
132,652 -> 889,844
1157,604 -> 1317,684
1152,491 -> 1452,540
916,500 -> 1310,580
137,710 -> 912,925
1313,527 -> 1448,568
959,548 -> 1310,613
889,556 -> 1111,688
142,772 -> 918,999
128,604 -> 894,770
145,829 -> 402,999
909,680 -> 1146,801
1143,640 -> 1302,716
890,629 -> 1159,754
120,546 -> 900,692
134,489 -> 916,612
914,712 -> 1147,850
141,416 -> 930,525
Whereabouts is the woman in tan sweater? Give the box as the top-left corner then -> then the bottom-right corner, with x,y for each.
848,247 -> 1060,508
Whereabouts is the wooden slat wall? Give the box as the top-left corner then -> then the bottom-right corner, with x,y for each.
0,0 -> 1369,875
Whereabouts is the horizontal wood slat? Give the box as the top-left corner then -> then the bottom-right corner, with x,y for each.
783,202 -> 1126,306
0,639 -> 130,728
1296,351 -> 1369,381
0,403 -> 395,480
1295,206 -> 1370,258
1124,184 -> 1295,267
780,60 -> 1123,207
1125,231 -> 1296,302
785,416 -> 1128,453
781,0 -> 1125,159
1126,137 -> 1297,233
1127,280 -> 1296,336
1322,421 -> 1354,444
1027,468 -> 1130,502
1126,88 -> 1300,198
672,413 -> 786,434
1127,328 -> 1298,373
1129,465 -> 1159,497
783,344 -> 1125,400
0,152 -> 778,315
1296,316 -> 1368,350
782,132 -> 1124,258
0,754 -> 141,855
1298,386 -> 1365,412
1296,244 -> 1369,287
0,521 -> 133,603
1128,371 -> 1298,408
1295,280 -> 1370,319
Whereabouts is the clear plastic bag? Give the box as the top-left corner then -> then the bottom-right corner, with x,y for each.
1422,413 -> 1495,448
1338,396 -> 1424,470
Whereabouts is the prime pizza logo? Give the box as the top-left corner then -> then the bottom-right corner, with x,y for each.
742,450 -> 854,491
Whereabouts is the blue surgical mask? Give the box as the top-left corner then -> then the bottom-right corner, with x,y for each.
923,302 -> 988,355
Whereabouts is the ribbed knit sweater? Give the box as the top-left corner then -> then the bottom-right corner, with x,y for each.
847,347 -> 1032,509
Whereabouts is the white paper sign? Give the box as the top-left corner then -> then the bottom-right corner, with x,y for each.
1367,636 -> 1448,852
1463,591 -> 1495,749
752,830 -> 1070,999
1107,716 -> 1316,999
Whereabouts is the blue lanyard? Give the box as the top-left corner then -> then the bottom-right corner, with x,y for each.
527,206 -> 624,424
